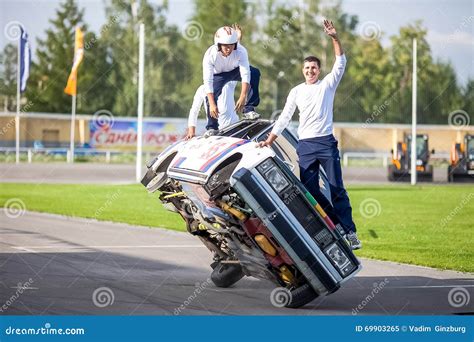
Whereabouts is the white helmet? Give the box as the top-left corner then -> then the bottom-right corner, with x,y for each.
214,26 -> 238,46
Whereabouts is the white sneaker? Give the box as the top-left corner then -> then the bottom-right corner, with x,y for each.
243,111 -> 260,120
203,129 -> 219,138
346,232 -> 362,250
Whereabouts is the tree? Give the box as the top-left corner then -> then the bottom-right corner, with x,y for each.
388,21 -> 464,123
462,78 -> 474,117
342,37 -> 392,122
0,43 -> 17,112
101,0 -> 192,117
26,0 -> 114,114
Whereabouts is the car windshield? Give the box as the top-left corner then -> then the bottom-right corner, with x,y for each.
220,121 -> 273,140
219,121 -> 252,137
407,136 -> 428,159
467,137 -> 474,159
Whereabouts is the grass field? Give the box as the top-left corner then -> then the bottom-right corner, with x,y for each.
1,183 -> 473,273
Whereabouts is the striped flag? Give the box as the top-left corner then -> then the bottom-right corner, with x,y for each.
19,26 -> 31,93
64,27 -> 84,96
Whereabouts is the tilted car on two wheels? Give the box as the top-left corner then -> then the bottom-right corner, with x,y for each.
142,119 -> 361,308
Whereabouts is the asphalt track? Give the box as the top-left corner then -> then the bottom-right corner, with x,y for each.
0,163 -> 450,184
1,210 -> 472,315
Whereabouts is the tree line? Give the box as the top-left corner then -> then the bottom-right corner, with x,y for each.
0,0 -> 472,124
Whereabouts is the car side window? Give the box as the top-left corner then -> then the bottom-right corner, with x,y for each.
253,125 -> 300,178
273,130 -> 300,178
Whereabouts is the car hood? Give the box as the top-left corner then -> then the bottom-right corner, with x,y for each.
167,135 -> 274,183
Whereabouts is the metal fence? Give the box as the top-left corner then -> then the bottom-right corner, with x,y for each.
0,147 -> 157,164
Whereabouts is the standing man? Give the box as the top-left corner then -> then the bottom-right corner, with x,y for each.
258,20 -> 361,249
203,25 -> 260,130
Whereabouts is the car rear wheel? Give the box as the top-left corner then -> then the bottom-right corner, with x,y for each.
210,262 -> 244,288
285,283 -> 319,308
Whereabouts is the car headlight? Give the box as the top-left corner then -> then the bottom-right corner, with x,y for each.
416,159 -> 423,166
257,158 -> 275,173
257,159 -> 290,194
325,243 -> 354,276
266,167 -> 290,193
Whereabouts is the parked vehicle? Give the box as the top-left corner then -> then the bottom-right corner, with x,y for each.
448,134 -> 474,182
388,134 -> 434,182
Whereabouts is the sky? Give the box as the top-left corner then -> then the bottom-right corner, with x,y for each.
1,0 -> 473,86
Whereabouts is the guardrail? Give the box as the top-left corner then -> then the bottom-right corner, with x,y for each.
342,152 -> 391,167
342,151 -> 450,167
2,147 -> 451,166
0,147 -> 154,163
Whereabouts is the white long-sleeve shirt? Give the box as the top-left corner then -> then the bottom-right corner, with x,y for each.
272,54 -> 347,139
188,83 -> 239,129
202,44 -> 251,94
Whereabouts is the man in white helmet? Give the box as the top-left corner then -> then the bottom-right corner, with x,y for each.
202,25 -> 260,130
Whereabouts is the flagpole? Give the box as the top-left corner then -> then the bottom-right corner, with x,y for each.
69,95 -> 76,163
16,27 -> 21,164
136,23 -> 145,182
410,38 -> 417,185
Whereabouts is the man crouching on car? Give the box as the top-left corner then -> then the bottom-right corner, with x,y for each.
258,20 -> 361,250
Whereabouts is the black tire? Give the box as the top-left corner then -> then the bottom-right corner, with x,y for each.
285,283 -> 319,309
210,262 -> 244,288
388,165 -> 396,182
447,165 -> 453,182
147,172 -> 168,192
425,165 -> 434,182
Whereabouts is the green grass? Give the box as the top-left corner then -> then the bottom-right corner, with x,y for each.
1,183 -> 473,273
0,183 -> 185,231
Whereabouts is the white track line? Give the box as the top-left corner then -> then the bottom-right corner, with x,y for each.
385,285 -> 474,289
12,245 -> 205,251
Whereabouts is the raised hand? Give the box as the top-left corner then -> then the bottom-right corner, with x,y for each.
323,19 -> 337,38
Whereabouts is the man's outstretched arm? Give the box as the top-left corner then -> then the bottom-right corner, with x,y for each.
323,20 -> 346,89
324,19 -> 343,56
